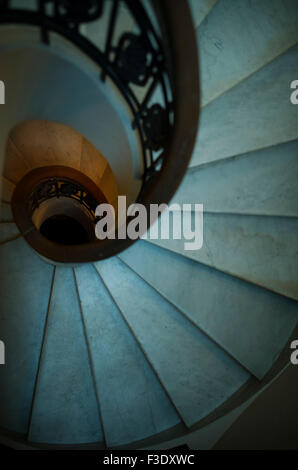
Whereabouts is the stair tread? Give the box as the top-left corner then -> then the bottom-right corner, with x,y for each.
0,221 -> 19,243
0,238 -> 54,433
189,0 -> 218,29
0,0 -> 296,446
190,44 -> 298,167
0,202 -> 13,222
96,257 -> 249,428
75,264 -> 180,447
174,140 -> 298,217
198,0 -> 298,106
120,241 -> 298,379
29,267 -> 103,445
148,212 -> 298,301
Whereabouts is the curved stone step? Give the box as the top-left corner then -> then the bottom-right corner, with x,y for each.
0,238 -> 54,433
0,222 -> 20,244
189,0 -> 218,29
95,257 -> 249,428
29,267 -> 103,445
174,140 -> 298,217
119,241 -> 298,379
190,44 -> 298,168
0,202 -> 13,222
198,0 -> 298,106
148,212 -> 298,301
75,264 -> 180,447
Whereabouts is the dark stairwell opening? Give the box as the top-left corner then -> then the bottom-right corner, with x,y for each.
40,214 -> 91,245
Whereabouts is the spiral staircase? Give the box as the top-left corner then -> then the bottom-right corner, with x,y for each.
0,0 -> 298,450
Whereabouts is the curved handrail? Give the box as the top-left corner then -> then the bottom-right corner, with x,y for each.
2,0 -> 199,263
0,0 -> 173,183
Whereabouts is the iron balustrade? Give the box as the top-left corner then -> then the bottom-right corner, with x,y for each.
28,177 -> 100,221
0,0 -> 172,184
5,0 -> 200,263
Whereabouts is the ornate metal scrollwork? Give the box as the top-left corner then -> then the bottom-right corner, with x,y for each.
52,0 -> 103,24
35,180 -> 57,200
29,178 -> 99,221
0,0 -> 174,185
143,104 -> 170,151
115,33 -> 153,86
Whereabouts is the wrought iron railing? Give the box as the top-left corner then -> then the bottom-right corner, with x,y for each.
28,177 -> 99,220
5,0 -> 199,263
0,0 -> 173,184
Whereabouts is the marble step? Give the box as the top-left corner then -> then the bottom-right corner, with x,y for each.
75,264 -> 180,447
0,222 -> 20,244
0,238 -> 54,433
174,140 -> 298,217
96,256 -> 250,427
148,212 -> 298,301
120,241 -> 298,379
198,0 -> 298,106
29,267 -> 103,445
189,0 -> 218,29
190,44 -> 298,168
0,202 -> 13,222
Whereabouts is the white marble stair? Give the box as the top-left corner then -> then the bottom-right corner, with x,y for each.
190,43 -> 298,168
28,267 -> 103,445
197,0 -> 298,106
173,140 -> 298,217
147,213 -> 298,301
0,221 -> 20,244
0,0 -> 297,450
0,202 -> 13,222
0,238 -> 54,433
75,264 -> 180,447
189,0 -> 218,29
95,257 -> 250,428
119,241 -> 298,380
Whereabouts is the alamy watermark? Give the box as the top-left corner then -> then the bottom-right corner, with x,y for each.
0,340 -> 5,365
0,80 -> 4,104
290,340 -> 298,365
290,80 -> 298,104
95,196 -> 203,251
